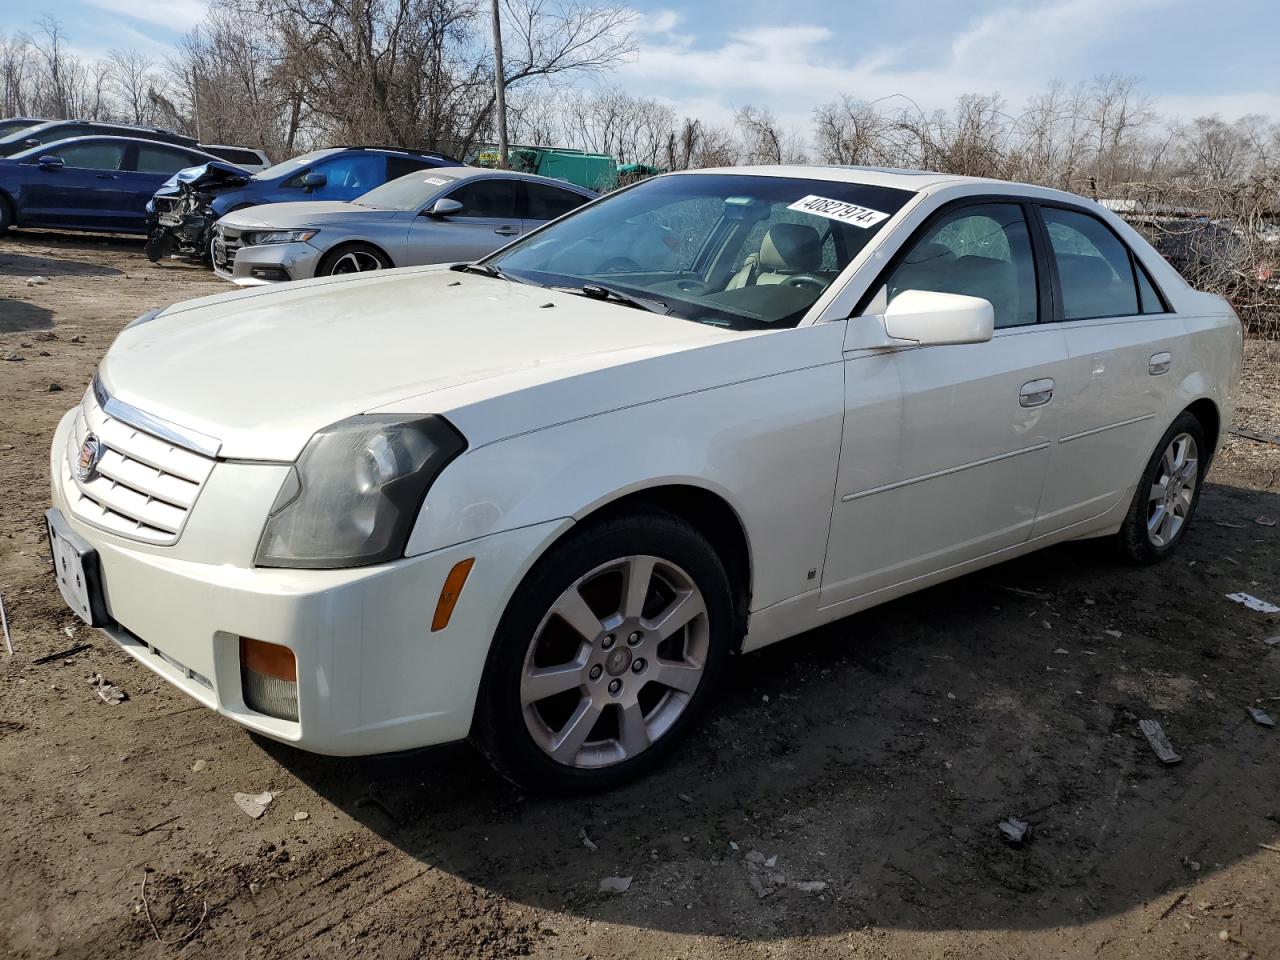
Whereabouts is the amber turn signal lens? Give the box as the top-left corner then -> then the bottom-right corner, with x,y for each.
239,637 -> 297,682
431,558 -> 475,632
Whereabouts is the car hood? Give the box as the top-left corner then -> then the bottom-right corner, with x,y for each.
218,201 -> 390,229
154,161 -> 251,198
99,267 -> 734,461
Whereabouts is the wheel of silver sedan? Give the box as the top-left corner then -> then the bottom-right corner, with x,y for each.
519,554 -> 710,769
1146,432 -> 1198,548
327,249 -> 385,275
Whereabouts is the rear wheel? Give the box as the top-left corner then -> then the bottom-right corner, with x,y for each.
472,510 -> 733,793
1118,412 -> 1207,563
318,243 -> 390,277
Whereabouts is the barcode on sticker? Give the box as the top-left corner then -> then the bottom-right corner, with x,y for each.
424,177 -> 448,185
786,195 -> 890,229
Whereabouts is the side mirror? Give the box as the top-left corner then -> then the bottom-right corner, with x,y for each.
424,197 -> 463,217
301,171 -> 327,189
37,155 -> 64,171
883,289 -> 994,346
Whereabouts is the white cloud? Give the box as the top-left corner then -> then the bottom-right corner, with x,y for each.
633,8 -> 683,35
86,0 -> 208,32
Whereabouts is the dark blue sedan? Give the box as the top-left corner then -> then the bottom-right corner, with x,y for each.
0,136 -> 233,236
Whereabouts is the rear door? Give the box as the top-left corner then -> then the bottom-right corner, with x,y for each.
405,176 -> 520,263
520,180 -> 591,231
20,139 -> 130,230
120,143 -> 209,230
1030,204 -> 1184,535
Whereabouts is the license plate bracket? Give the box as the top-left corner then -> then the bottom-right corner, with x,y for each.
45,509 -> 109,627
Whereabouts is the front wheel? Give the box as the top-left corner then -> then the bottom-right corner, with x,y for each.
472,510 -> 733,793
318,243 -> 390,277
0,196 -> 13,236
1118,412 -> 1207,563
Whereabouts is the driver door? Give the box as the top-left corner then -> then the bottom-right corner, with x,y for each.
406,177 -> 521,264
21,139 -> 130,230
821,200 -> 1071,607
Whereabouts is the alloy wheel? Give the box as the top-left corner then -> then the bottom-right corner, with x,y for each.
519,554 -> 710,769
1147,431 -> 1198,547
328,250 -> 384,274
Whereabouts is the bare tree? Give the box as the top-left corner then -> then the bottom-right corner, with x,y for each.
107,49 -> 157,125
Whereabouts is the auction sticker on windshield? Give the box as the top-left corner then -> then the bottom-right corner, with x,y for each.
423,177 -> 449,185
787,195 -> 890,228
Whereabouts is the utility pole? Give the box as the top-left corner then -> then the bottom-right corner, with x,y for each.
490,0 -> 508,168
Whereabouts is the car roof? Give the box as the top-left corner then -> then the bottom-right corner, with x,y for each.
674,164 -> 1095,205
11,135 -> 218,158
428,165 -> 598,194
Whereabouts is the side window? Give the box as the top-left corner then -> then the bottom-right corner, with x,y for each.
50,141 -> 127,171
1041,207 -> 1140,320
285,153 -> 385,195
1135,261 -> 1167,314
387,156 -> 434,180
880,203 -> 1039,328
523,182 -> 589,221
135,145 -> 199,174
445,179 -> 517,218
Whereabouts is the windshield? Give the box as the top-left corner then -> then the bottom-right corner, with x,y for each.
0,121 -> 38,140
488,173 -> 914,330
253,149 -> 338,181
355,170 -> 461,210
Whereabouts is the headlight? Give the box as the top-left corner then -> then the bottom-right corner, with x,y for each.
255,415 -> 466,568
248,229 -> 319,245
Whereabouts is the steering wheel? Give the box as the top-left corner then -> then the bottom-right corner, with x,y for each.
785,273 -> 826,291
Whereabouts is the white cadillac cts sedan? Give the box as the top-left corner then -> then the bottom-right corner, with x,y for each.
48,166 -> 1241,791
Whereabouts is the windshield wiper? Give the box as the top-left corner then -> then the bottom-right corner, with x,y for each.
449,261 -> 537,285
569,282 -> 670,315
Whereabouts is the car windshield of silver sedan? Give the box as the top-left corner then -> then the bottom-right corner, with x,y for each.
488,173 -> 915,330
352,171 -> 461,210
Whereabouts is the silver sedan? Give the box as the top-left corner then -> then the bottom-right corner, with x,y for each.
210,167 -> 597,285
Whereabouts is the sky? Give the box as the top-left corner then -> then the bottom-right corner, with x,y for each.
7,0 -> 1280,132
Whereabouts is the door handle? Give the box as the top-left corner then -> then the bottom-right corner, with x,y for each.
1019,378 -> 1055,407
493,226 -> 519,236
1149,352 -> 1172,375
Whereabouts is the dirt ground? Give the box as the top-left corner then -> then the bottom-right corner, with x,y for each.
1,230 -> 1278,960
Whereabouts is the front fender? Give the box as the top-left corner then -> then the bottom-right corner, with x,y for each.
405,352 -> 846,612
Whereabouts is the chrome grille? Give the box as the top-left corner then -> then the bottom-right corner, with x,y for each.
62,386 -> 216,545
211,224 -> 244,276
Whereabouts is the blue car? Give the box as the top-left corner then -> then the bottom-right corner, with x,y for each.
150,146 -> 463,222
0,136 -> 232,236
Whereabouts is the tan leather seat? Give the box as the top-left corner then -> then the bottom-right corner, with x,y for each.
728,223 -> 823,289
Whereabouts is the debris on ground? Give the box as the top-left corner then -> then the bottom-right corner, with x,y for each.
1264,635 -> 1280,647
787,879 -> 829,894
1257,516 -> 1277,527
998,817 -> 1031,844
1226,592 -> 1280,614
47,382 -> 61,392
88,672 -> 126,705
677,793 -> 693,804
579,828 -> 598,851
1139,719 -> 1182,764
32,642 -> 92,665
0,591 -> 12,655
191,759 -> 207,773
26,276 -> 49,286
293,811 -> 309,821
598,876 -> 632,894
1105,629 -> 1123,638
1214,520 -> 1246,528
1246,707 -> 1275,727
233,791 -> 275,819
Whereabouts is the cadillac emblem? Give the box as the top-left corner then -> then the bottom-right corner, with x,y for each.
76,433 -> 103,483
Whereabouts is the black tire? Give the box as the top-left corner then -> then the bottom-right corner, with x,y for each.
0,195 -> 13,236
317,243 -> 391,277
471,509 -> 734,794
1118,411 -> 1208,563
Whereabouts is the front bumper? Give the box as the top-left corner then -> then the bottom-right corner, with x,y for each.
213,239 -> 323,286
50,409 -> 567,755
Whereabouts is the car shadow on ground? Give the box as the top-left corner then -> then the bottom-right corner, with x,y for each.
264,480 -> 1280,938
0,248 -> 123,279
0,298 -> 54,333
